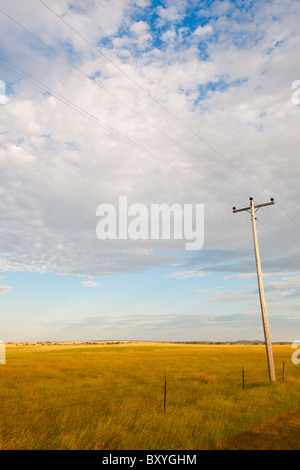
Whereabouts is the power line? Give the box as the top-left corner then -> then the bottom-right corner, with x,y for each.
35,1 -> 267,189
2,5 -> 300,241
264,212 -> 300,250
1,10 -> 299,259
2,58 -> 299,263
237,205 -> 300,260
257,219 -> 300,259
275,202 -> 300,234
0,57 -> 231,205
256,219 -> 292,253
35,0 -> 300,237
1,61 -> 299,266
0,7 -> 250,199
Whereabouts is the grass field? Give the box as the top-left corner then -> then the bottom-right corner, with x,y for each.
0,341 -> 299,450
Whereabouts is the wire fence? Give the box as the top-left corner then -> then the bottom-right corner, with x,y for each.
0,361 -> 298,417
0,361 -> 299,445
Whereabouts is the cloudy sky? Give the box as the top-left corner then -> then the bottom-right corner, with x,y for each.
0,0 -> 299,342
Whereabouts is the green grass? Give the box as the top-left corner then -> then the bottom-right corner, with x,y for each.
0,342 -> 299,450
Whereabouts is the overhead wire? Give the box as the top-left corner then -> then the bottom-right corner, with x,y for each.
256,219 -> 297,257
0,57 -> 232,206
0,7 -> 251,199
0,7 -> 299,261
35,1 -> 270,195
275,203 -> 300,234
35,0 -> 300,238
263,212 -> 300,249
4,56 -> 292,264
2,8 -> 298,233
4,54 -> 296,259
0,63 -> 297,263
4,56 -> 296,258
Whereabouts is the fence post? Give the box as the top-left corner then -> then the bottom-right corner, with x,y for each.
242,367 -> 245,391
164,376 -> 167,411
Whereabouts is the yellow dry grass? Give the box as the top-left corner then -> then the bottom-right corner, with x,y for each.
0,342 -> 299,450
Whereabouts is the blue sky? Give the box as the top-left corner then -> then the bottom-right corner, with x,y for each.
0,0 -> 300,342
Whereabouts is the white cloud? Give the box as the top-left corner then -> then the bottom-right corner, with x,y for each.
156,5 -> 183,24
168,270 -> 206,280
0,286 -> 12,295
130,21 -> 150,37
0,0 -> 300,279
212,290 -> 258,303
223,272 -> 294,281
194,24 -> 213,37
130,21 -> 152,49
81,281 -> 99,287
210,274 -> 300,304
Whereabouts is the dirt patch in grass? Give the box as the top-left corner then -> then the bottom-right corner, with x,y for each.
219,408 -> 300,450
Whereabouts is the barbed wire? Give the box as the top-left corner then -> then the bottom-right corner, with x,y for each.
0,380 -> 163,406
0,365 -> 298,416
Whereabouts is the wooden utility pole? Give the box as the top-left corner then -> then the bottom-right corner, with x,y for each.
233,197 -> 276,383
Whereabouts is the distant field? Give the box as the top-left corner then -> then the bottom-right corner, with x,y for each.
0,342 -> 299,450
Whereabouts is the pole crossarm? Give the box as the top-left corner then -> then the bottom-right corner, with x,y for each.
232,199 -> 275,213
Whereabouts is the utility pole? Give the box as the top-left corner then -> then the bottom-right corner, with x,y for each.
233,197 -> 276,383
